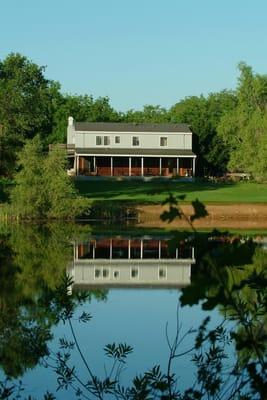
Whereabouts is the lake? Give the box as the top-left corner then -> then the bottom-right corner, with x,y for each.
0,223 -> 266,399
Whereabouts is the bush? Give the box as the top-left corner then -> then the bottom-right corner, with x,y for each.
10,138 -> 89,220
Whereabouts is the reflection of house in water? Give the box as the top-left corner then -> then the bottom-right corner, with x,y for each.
68,237 -> 195,289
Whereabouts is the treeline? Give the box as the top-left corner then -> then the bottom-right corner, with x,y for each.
1,53 -> 267,179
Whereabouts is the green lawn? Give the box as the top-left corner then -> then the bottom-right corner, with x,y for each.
75,179 -> 267,204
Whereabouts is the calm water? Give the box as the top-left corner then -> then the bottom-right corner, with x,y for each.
0,223 -> 266,399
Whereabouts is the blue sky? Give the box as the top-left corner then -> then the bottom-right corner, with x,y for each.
1,0 -> 267,111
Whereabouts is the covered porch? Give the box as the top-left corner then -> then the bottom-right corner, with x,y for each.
73,155 -> 196,177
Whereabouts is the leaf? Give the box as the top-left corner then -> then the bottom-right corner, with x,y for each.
59,338 -> 75,350
190,198 -> 208,222
78,311 -> 92,323
161,206 -> 182,223
161,193 -> 178,206
104,343 -> 133,361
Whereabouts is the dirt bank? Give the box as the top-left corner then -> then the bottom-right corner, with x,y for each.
137,204 -> 267,229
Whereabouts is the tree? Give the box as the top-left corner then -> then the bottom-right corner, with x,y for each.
10,136 -> 46,219
169,91 -> 237,175
218,63 -> 267,180
44,146 -> 89,219
48,95 -> 121,144
10,137 -> 89,219
123,104 -> 169,123
0,53 -> 58,175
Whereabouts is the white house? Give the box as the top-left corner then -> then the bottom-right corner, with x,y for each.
67,236 -> 195,289
67,117 -> 196,177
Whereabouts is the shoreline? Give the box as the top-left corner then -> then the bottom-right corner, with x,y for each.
137,203 -> 267,229
2,202 -> 267,230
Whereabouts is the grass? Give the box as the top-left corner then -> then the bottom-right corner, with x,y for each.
88,223 -> 267,236
75,179 -> 267,204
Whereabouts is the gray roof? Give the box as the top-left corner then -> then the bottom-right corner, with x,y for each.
75,122 -> 191,133
72,283 -> 188,290
75,148 -> 195,157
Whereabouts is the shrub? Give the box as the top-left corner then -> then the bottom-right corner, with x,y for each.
10,138 -> 89,220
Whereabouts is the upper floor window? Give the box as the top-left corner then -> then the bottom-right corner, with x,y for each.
158,267 -> 167,279
115,136 -> 120,144
160,137 -> 168,147
104,136 -> 110,145
96,136 -> 110,145
132,136 -> 140,146
96,136 -> 102,145
131,267 -> 139,278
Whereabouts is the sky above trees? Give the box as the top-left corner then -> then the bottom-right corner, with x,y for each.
1,0 -> 267,111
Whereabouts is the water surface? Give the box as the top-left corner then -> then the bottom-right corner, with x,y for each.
0,224 -> 266,399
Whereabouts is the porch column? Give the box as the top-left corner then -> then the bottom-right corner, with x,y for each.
93,156 -> 96,171
192,157 -> 196,177
77,155 -> 79,176
141,157 -> 144,176
128,239 -> 131,259
74,156 -> 77,175
140,239 -> 143,259
92,243 -> 95,259
159,240 -> 161,259
129,157 -> 131,176
111,157 -> 113,176
110,239 -> 112,259
176,158 -> 179,176
159,158 -> 162,175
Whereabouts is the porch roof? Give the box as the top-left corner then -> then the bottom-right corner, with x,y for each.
75,148 -> 196,157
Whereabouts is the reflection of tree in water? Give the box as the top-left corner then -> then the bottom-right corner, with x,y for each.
181,238 -> 267,399
231,248 -> 267,365
0,229 -> 49,378
0,224 -> 107,380
1,226 -> 267,399
47,237 -> 266,399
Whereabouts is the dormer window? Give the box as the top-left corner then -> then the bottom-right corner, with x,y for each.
160,137 -> 168,147
115,136 -> 120,144
132,136 -> 140,146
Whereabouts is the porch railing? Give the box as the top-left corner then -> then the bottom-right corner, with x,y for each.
86,166 -> 193,177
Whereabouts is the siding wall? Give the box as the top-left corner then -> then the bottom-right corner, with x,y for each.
73,131 -> 192,150
71,262 -> 191,286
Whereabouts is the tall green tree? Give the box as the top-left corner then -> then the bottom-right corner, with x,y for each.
169,91 -> 237,175
0,53 -> 58,175
48,94 -> 121,144
218,63 -> 267,180
123,104 -> 169,123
